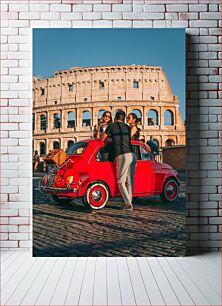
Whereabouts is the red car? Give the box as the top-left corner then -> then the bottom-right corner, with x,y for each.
41,139 -> 180,209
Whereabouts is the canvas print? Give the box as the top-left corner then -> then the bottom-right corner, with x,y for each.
33,29 -> 186,257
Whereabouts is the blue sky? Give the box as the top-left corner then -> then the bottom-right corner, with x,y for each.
33,29 -> 185,121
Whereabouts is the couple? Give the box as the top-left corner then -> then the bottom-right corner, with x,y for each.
93,111 -> 140,140
100,110 -> 137,211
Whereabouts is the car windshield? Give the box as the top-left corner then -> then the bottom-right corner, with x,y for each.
66,142 -> 88,155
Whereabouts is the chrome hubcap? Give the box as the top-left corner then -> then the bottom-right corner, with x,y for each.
167,185 -> 174,195
91,190 -> 102,202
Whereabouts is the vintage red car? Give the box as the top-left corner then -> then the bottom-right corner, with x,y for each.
41,139 -> 180,209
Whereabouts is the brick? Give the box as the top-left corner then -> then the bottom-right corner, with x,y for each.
200,12 -> 221,19
199,36 -> 218,44
2,27 -> 18,36
19,241 -> 31,248
30,21 -> 50,28
209,4 -> 219,11
92,20 -> 112,28
61,13 -> 82,20
133,5 -> 143,12
123,12 -> 164,19
190,20 -> 217,28
9,20 -> 29,28
112,4 -> 132,11
9,233 -> 29,240
94,4 -> 111,11
19,12 -> 40,20
166,5 -> 188,12
208,44 -> 221,52
165,13 -> 178,20
209,60 -> 221,67
41,12 -> 60,20
189,4 -> 207,11
73,4 -> 92,12
50,4 -> 71,12
83,12 -> 102,19
102,12 -> 122,19
1,241 -> 18,248
143,5 -> 165,12
72,20 -> 93,28
1,60 -> 18,68
113,20 -> 132,27
179,13 -> 198,20
9,4 -> 28,12
30,4 -> 49,11
153,20 -> 172,28
209,217 -> 222,225
50,21 -> 72,28
172,20 -> 188,28
1,209 -> 18,217
19,226 -> 30,233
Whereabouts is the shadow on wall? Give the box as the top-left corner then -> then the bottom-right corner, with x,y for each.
186,34 -> 201,256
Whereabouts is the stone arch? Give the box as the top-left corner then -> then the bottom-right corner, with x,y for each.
164,110 -> 174,126
82,110 -> 91,127
67,140 -> 74,148
165,139 -> 175,147
40,113 -> 47,131
67,111 -> 75,128
153,138 -> 159,147
98,109 -> 106,119
53,113 -> 61,129
40,142 -> 46,156
113,108 -> 126,119
131,109 -> 142,126
53,140 -> 60,149
148,109 -> 158,126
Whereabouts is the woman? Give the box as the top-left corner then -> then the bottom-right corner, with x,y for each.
93,111 -> 112,139
127,113 -> 140,140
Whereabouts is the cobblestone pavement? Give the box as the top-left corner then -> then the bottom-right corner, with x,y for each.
33,176 -> 186,257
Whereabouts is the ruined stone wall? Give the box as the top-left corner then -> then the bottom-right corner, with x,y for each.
33,65 -> 185,154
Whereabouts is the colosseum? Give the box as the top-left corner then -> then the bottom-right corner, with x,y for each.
32,65 -> 185,156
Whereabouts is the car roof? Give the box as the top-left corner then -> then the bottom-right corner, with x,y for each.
78,138 -> 144,145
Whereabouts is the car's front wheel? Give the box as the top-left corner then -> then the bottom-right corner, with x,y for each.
161,179 -> 179,202
83,182 -> 109,210
52,195 -> 73,204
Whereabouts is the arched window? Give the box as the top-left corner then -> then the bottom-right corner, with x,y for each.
67,140 -> 74,148
98,109 -> 106,119
40,142 -> 46,156
82,111 -> 91,127
164,110 -> 174,126
67,111 -> 75,128
153,139 -> 159,147
40,114 -> 47,131
132,109 -> 142,126
53,113 -> 61,129
53,141 -> 60,150
165,139 -> 175,147
148,110 -> 158,126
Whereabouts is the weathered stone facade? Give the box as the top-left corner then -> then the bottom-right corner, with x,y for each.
33,65 -> 185,155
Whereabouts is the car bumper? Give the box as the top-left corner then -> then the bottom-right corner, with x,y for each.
43,186 -> 78,193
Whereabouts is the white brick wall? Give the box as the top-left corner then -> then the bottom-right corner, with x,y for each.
1,0 -> 221,254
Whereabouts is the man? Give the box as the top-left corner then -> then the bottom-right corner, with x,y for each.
101,110 -> 137,211
147,136 -> 159,156
33,150 -> 40,173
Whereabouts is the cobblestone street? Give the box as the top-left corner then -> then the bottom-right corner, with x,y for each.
33,175 -> 186,257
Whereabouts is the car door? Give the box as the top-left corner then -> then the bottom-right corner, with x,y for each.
92,143 -> 117,197
133,144 -> 157,195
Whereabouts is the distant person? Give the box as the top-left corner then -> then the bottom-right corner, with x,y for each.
93,111 -> 112,139
33,150 -> 40,173
101,110 -> 137,211
126,113 -> 141,140
147,136 -> 159,156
